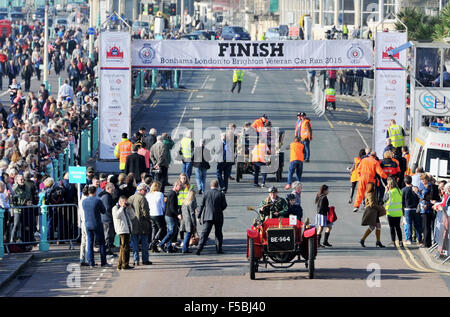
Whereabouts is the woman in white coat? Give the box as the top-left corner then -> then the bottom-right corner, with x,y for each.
112,195 -> 136,270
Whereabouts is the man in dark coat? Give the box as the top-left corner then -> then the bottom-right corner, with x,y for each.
125,144 -> 146,182
99,182 -> 116,255
21,59 -> 34,92
196,179 -> 228,255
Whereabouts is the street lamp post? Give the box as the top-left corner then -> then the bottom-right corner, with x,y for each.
43,0 -> 49,88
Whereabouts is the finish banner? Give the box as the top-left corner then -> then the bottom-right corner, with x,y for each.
374,31 -> 407,156
99,31 -> 132,160
131,40 -> 374,70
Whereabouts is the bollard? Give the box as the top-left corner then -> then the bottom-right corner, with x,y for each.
134,71 -> 140,99
48,83 -> 52,95
53,158 -> 59,182
69,142 -> 75,166
81,130 -> 89,165
0,208 -> 4,258
140,70 -> 144,94
174,70 -> 179,89
46,163 -> 53,178
58,77 -> 62,90
88,127 -> 92,158
64,148 -> 69,174
92,118 -> 99,154
58,152 -> 64,179
152,69 -> 157,89
39,205 -> 50,251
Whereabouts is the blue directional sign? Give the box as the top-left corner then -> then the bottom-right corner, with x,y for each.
68,166 -> 87,184
88,27 -> 95,35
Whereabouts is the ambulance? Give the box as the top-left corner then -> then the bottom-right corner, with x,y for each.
410,124 -> 450,180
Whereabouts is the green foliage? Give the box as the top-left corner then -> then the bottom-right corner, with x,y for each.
395,7 -> 440,41
433,3 -> 450,41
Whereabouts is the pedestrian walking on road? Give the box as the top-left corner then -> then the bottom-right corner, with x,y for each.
353,152 -> 387,213
298,112 -> 312,162
128,183 -> 152,265
114,133 -> 133,173
383,177 -> 404,247
146,181 -> 166,252
386,119 -> 405,152
82,185 -> 109,268
78,186 -> 89,266
315,184 -> 333,247
360,182 -> 386,248
179,130 -> 194,179
348,149 -> 365,204
285,137 -> 305,190
402,175 -> 422,245
196,179 -> 227,255
112,195 -> 135,270
125,144 -> 147,183
158,181 -> 184,253
252,139 -> 269,188
99,182 -> 116,256
216,133 -> 234,193
180,190 -> 198,254
231,69 -> 243,93
193,139 -> 211,195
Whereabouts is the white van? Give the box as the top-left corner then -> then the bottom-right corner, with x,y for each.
410,124 -> 450,179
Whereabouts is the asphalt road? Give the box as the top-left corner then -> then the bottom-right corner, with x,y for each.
1,69 -> 450,297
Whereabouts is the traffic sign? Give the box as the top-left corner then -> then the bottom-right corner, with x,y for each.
68,166 -> 87,184
88,27 -> 95,35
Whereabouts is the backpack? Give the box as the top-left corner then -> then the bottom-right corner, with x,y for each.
46,186 -> 65,205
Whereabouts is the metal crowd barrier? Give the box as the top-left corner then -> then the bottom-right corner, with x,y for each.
429,210 -> 450,264
1,204 -> 79,256
312,74 -> 325,117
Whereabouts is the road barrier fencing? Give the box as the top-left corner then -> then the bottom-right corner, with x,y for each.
429,210 -> 450,264
1,204 -> 79,257
312,74 -> 325,117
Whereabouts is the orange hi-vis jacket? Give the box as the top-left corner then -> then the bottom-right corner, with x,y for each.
252,117 -> 265,133
350,157 -> 362,182
404,153 -> 412,176
300,119 -> 312,140
357,156 -> 387,182
252,143 -> 268,163
290,141 -> 304,162
114,138 -> 132,170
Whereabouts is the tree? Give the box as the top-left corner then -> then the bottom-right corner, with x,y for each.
433,3 -> 450,41
395,7 -> 440,41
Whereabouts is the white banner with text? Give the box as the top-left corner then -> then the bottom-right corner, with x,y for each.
131,40 -> 374,70
99,31 -> 132,160
374,31 -> 407,156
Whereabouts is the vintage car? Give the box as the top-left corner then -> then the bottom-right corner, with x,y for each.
246,207 -> 318,279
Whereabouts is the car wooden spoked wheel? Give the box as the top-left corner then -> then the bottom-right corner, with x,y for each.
249,238 -> 256,280
308,237 -> 315,279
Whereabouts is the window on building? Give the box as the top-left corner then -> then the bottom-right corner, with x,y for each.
323,0 -> 335,25
384,0 -> 396,16
362,0 -> 379,26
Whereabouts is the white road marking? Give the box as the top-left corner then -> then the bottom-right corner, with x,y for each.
355,128 -> 369,147
200,75 -> 210,89
88,286 -> 93,290
173,89 -> 196,137
197,95 -> 204,98
251,76 -> 259,94
192,107 -> 200,110
294,78 -> 303,82
297,87 -> 305,90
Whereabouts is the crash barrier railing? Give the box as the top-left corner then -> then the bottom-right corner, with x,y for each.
428,210 -> 450,264
79,117 -> 99,166
42,142 -> 75,184
0,204 -> 79,257
312,74 -> 325,117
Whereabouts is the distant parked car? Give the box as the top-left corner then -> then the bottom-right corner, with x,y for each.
179,34 -> 200,40
221,26 -> 251,40
132,21 -> 149,33
8,12 -> 25,23
192,30 -> 218,40
265,27 -> 281,40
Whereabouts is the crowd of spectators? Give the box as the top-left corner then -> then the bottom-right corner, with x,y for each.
0,19 -> 99,246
